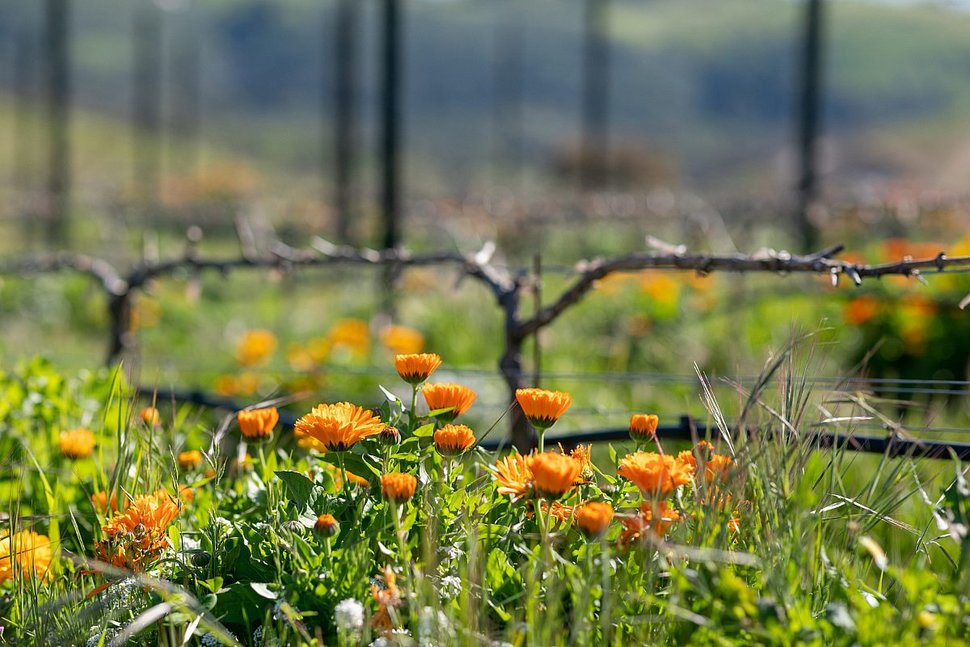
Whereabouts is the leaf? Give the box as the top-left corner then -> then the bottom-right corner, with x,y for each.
320,452 -> 379,480
428,407 -> 455,417
379,385 -> 403,406
412,423 -> 435,438
275,470 -> 319,511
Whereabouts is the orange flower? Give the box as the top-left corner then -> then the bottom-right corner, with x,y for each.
139,407 -> 161,426
314,513 -> 340,537
59,428 -> 95,459
395,353 -> 442,385
177,485 -> 195,504
0,531 -> 52,583
328,319 -> 370,355
618,515 -> 648,548
528,451 -> 582,499
515,388 -> 572,430
541,500 -> 576,524
96,491 -> 180,572
294,402 -> 385,451
844,296 -> 880,326
640,500 -> 682,537
178,450 -> 204,470
335,468 -> 371,490
492,452 -> 533,501
382,325 -> 425,355
91,490 -> 120,514
676,450 -> 697,471
236,329 -> 277,366
371,565 -> 403,631
422,383 -> 477,422
433,424 -> 476,456
568,444 -> 592,475
618,451 -> 694,497
237,407 -> 279,439
727,516 -> 741,534
629,414 -> 659,442
381,472 -> 418,503
704,454 -> 734,482
574,502 -> 614,537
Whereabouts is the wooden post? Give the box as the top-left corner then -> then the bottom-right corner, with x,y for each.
379,0 -> 402,315
492,0 -> 524,186
132,1 -> 163,205
796,0 -> 823,250
172,27 -> 201,174
44,0 -> 71,245
333,0 -> 359,245
580,0 -> 610,191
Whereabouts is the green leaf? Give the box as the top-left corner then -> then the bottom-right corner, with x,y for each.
412,423 -> 435,438
250,582 -> 278,600
275,470 -> 318,511
379,385 -> 403,405
320,452 -> 379,480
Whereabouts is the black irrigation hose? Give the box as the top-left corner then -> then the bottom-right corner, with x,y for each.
137,387 -> 970,461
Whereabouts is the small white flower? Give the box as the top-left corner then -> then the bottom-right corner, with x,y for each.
334,598 -> 365,632
369,639 -> 391,647
440,575 -> 462,600
418,606 -> 451,644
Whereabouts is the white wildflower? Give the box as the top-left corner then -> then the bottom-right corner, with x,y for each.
334,598 -> 365,632
439,575 -> 462,600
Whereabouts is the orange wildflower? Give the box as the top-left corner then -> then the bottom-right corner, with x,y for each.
640,500 -> 683,537
178,450 -> 204,470
422,383 -> 477,422
237,407 -> 279,440
541,500 -> 576,524
177,485 -> 195,504
382,325 -> 425,355
568,444 -> 592,476
371,565 -> 403,631
59,428 -> 95,459
294,402 -> 385,451
328,319 -> 370,355
314,513 -> 340,537
394,353 -> 442,385
704,454 -> 734,482
629,414 -> 659,442
236,329 -> 277,366
618,451 -> 694,497
91,490 -> 121,514
381,473 -> 418,503
139,407 -> 161,426
96,491 -> 180,572
574,501 -> 614,537
528,451 -> 582,499
0,531 -> 53,583
844,296 -> 880,326
433,424 -> 476,456
515,388 -> 572,430
492,452 -> 533,501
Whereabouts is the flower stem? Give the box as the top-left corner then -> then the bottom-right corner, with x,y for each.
336,451 -> 352,511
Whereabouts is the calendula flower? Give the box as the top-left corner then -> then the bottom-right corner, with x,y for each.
528,451 -> 582,499
382,325 -> 425,355
727,515 -> 741,534
541,500 -> 576,524
294,402 -> 385,451
629,414 -> 659,442
59,428 -> 95,459
704,454 -> 733,482
617,515 -> 647,548
91,490 -> 121,514
676,450 -> 696,472
515,388 -> 572,430
177,485 -> 195,504
574,501 -> 614,537
139,407 -> 161,426
491,452 -> 533,501
568,444 -> 592,482
0,531 -> 53,583
381,473 -> 417,503
236,329 -> 277,366
371,565 -> 403,631
394,353 -> 442,385
314,514 -> 340,537
618,451 -> 694,497
422,383 -> 476,422
178,450 -> 204,470
96,491 -> 180,572
379,426 -> 402,446
328,319 -> 370,355
640,500 -> 682,537
433,424 -> 476,456
237,407 -> 279,440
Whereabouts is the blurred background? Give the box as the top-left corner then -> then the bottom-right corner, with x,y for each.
2,0 -> 970,437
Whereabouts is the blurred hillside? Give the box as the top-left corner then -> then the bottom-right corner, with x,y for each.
3,0 -> 970,205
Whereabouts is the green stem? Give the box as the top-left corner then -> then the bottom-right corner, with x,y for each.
409,384 -> 419,434
336,451 -> 352,511
538,427 -> 545,454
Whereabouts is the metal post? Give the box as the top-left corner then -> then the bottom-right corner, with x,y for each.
44,0 -> 70,245
580,0 -> 610,191
796,0 -> 823,250
333,0 -> 359,245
